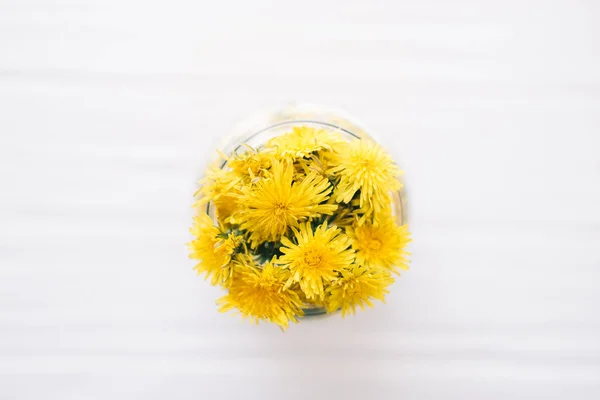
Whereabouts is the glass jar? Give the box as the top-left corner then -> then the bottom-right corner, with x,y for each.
205,103 -> 407,316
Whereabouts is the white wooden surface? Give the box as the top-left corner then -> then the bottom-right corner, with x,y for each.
1,1 -> 600,399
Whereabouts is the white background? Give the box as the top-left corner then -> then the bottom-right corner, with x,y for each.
1,0 -> 599,399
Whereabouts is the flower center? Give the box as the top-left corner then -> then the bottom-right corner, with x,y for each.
360,159 -> 374,168
303,249 -> 323,268
258,277 -> 277,289
365,238 -> 382,251
273,202 -> 289,216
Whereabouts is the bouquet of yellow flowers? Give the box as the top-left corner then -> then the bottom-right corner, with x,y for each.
188,125 -> 410,329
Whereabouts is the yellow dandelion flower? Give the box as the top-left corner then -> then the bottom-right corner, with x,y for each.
188,213 -> 241,286
294,153 -> 335,181
193,165 -> 241,221
352,192 -> 394,226
346,217 -> 411,274
266,126 -> 346,159
279,221 -> 355,299
329,139 -> 402,213
325,266 -> 394,316
228,146 -> 274,179
218,258 -> 304,329
233,160 -> 337,246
